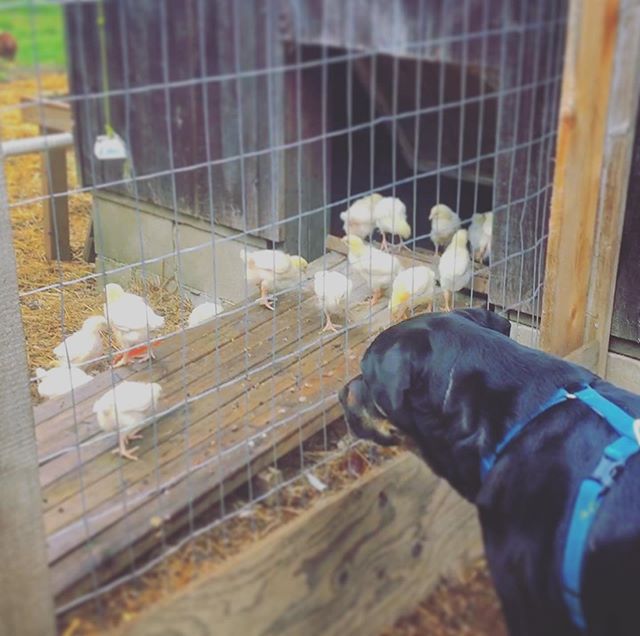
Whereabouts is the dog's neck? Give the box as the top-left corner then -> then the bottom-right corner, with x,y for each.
410,348 -> 596,502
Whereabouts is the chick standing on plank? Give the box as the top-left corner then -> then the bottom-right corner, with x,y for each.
468,211 -> 493,263
93,381 -> 163,461
343,234 -> 403,306
429,204 -> 461,254
240,249 -> 308,311
339,193 -> 383,239
36,366 -> 93,400
53,315 -> 108,368
438,229 -> 472,312
374,196 -> 412,251
313,270 -> 353,333
103,283 -> 165,367
389,266 -> 436,321
187,301 -> 223,328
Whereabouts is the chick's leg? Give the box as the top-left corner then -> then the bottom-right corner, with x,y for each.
113,433 -> 140,461
443,290 -> 453,312
321,310 -> 340,333
370,288 -> 384,306
380,234 -> 389,251
257,280 -> 275,310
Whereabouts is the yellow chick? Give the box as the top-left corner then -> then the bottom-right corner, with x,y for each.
187,301 -> 224,328
103,283 -> 165,367
240,249 -> 308,310
313,270 -> 353,333
36,366 -> 93,400
339,193 -> 383,239
389,266 -> 436,320
53,315 -> 108,368
438,229 -> 472,311
343,234 -> 403,305
468,211 -> 493,263
374,196 -> 412,251
429,204 -> 461,254
93,381 -> 163,461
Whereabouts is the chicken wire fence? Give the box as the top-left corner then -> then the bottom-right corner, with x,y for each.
0,0 -> 567,627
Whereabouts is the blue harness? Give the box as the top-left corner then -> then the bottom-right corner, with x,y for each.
480,384 -> 640,631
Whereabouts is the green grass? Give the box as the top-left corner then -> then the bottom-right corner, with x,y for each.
0,3 -> 66,69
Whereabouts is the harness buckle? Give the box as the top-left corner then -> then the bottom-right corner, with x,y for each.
591,454 -> 625,491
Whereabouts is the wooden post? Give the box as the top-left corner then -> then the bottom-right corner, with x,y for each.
41,143 -> 72,261
540,0 -> 620,357
118,453 -> 482,636
585,0 -> 640,376
0,151 -> 56,633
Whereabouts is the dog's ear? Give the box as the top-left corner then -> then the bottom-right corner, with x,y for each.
453,307 -> 511,337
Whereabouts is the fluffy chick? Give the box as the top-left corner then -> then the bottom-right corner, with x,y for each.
374,196 -> 412,251
468,211 -> 493,263
389,266 -> 436,320
103,283 -> 165,367
36,366 -> 93,400
429,204 -> 461,254
343,234 -> 403,305
53,315 -> 107,368
438,229 -> 471,311
339,193 -> 383,239
240,249 -> 308,310
93,381 -> 163,461
313,270 -> 353,333
187,301 -> 224,328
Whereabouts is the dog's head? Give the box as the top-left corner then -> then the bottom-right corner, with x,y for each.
339,308 -> 525,500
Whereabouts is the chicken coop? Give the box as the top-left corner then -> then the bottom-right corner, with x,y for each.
1,0 -> 639,635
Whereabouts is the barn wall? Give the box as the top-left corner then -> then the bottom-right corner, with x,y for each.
611,107 -> 640,345
489,1 -> 568,314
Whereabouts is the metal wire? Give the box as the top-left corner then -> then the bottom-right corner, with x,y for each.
0,0 -> 569,623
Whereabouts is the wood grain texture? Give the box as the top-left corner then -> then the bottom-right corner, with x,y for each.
41,145 -> 71,261
0,149 -> 56,635
540,0 -> 620,355
585,0 -> 640,374
117,453 -> 482,636
20,97 -> 74,133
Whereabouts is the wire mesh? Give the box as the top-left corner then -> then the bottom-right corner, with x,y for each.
0,0 -> 568,629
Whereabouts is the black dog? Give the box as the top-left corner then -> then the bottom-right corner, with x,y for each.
339,308 -> 640,636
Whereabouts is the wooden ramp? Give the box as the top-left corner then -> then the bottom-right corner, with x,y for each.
35,238 -> 488,604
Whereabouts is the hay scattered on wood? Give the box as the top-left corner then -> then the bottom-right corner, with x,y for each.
2,75 -> 190,396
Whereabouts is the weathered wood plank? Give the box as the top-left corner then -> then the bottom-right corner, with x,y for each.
0,148 -> 56,635
117,453 -> 483,636
540,0 -> 620,355
21,97 -> 74,133
585,0 -> 640,374
41,145 -> 71,261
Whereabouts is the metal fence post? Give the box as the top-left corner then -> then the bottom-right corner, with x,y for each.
0,149 -> 56,635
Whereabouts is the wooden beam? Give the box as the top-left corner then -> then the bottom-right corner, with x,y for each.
117,453 -> 482,636
585,0 -> 640,376
41,145 -> 72,261
20,97 -> 73,133
0,149 -> 56,635
540,0 -> 620,356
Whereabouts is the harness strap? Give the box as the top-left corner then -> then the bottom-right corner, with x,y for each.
480,384 -> 640,632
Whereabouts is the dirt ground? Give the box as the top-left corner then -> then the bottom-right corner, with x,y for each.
4,75 -> 505,636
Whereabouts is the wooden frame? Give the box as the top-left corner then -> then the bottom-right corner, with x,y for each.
541,0 -> 640,370
117,453 -> 482,636
19,98 -> 75,261
0,149 -> 56,635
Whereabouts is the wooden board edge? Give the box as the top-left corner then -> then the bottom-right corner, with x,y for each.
115,453 -> 482,636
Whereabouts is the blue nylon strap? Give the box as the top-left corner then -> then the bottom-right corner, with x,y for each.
480,387 -> 571,478
480,384 -> 640,632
